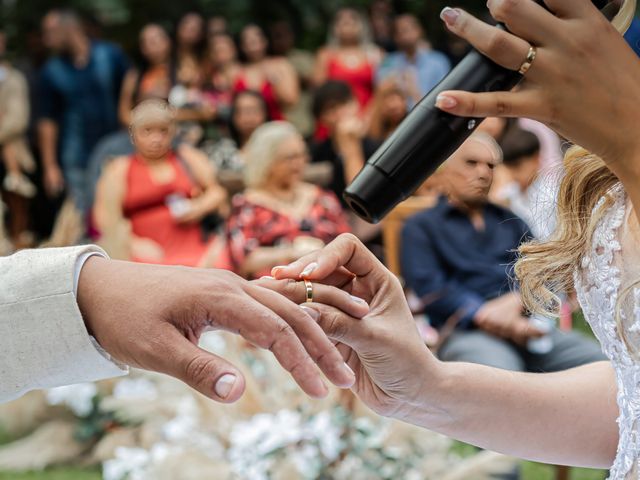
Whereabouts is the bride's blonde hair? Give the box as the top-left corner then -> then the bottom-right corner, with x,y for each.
515,146 -> 618,315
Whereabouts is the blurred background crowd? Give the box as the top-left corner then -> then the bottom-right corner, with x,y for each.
0,0 -> 624,479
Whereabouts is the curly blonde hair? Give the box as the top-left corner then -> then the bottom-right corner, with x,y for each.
515,146 -> 618,315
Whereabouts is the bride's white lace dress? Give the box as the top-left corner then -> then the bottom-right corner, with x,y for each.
575,184 -> 640,479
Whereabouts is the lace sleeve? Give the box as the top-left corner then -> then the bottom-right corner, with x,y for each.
614,203 -> 640,358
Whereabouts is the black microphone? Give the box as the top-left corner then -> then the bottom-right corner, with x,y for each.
343,0 -> 625,224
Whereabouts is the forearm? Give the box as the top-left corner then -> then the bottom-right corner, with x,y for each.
407,360 -> 618,468
38,120 -> 59,169
241,246 -> 296,278
337,142 -> 366,184
273,77 -> 299,107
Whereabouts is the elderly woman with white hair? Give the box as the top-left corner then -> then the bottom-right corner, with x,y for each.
93,99 -> 230,267
227,121 -> 350,279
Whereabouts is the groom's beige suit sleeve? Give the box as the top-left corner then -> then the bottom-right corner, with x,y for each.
0,246 -> 128,403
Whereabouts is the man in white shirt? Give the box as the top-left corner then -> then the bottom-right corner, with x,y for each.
0,246 -> 364,404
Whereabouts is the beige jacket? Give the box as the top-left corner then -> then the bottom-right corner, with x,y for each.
0,246 -> 128,403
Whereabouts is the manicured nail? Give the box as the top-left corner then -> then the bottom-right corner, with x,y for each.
343,362 -> 355,379
300,305 -> 319,321
436,94 -> 458,109
440,7 -> 460,26
271,266 -> 287,277
350,295 -> 367,305
301,262 -> 318,278
260,275 -> 275,280
214,374 -> 236,398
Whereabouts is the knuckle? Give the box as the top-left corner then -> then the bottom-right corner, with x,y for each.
321,310 -> 347,339
491,0 -> 519,19
468,96 -> 479,117
340,233 -> 359,244
184,355 -> 214,387
272,322 -> 296,347
495,96 -> 511,116
283,278 -> 300,298
485,31 -> 510,57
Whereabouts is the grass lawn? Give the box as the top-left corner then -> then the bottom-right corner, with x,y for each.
0,469 -> 101,480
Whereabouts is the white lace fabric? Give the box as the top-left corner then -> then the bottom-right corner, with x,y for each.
574,184 -> 640,479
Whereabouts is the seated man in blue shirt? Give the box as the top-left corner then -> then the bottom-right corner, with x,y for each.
401,133 -> 604,372
376,14 -> 451,108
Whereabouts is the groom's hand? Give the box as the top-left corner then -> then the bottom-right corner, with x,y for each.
77,257 -> 363,403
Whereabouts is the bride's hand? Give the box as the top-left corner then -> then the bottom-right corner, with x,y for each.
270,234 -> 440,420
436,0 -> 640,169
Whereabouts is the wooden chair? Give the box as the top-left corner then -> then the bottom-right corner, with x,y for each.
381,194 -> 438,279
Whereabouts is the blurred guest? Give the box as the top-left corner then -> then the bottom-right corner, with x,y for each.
207,90 -> 269,173
496,127 -> 558,240
38,9 -> 128,214
207,16 -> 228,37
0,29 -> 35,198
269,21 -> 314,84
313,8 -> 383,112
227,121 -> 350,279
518,118 -> 564,170
478,117 -> 512,141
401,133 -> 604,372
119,23 -> 173,124
310,81 -> 379,206
119,24 -> 214,129
269,20 -> 315,136
368,0 -> 396,52
234,24 -> 299,121
204,32 -> 241,123
368,84 -> 408,142
94,99 -> 229,267
175,12 -> 206,72
376,14 -> 451,108
0,28 -> 36,249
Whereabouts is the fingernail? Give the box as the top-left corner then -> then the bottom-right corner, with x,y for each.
440,7 -> 460,26
214,374 -> 236,398
301,262 -> 318,278
343,362 -> 355,379
436,94 -> 458,109
350,295 -> 367,305
271,266 -> 286,277
260,275 -> 275,280
300,305 -> 319,321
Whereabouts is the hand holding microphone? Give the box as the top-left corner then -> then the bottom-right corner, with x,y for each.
344,0 -> 640,223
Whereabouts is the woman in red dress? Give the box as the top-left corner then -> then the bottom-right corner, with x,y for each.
313,8 -> 384,111
232,24 -> 299,121
94,99 -> 230,268
227,122 -> 350,279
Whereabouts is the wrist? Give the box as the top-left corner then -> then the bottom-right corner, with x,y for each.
77,255 -> 108,337
397,355 -> 454,429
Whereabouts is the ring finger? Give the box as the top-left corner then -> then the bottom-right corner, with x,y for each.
441,7 -> 536,75
253,278 -> 369,319
486,0 -> 563,46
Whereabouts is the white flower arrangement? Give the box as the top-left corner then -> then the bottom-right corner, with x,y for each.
4,333 -> 510,479
46,383 -> 98,417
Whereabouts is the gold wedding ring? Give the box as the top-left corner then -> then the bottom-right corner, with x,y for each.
304,279 -> 314,303
518,46 -> 537,75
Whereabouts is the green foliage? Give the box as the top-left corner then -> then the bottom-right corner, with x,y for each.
1,0 -> 486,56
2,0 -> 639,57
